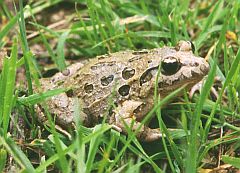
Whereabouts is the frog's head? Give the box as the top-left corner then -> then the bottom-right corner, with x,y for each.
140,41 -> 209,95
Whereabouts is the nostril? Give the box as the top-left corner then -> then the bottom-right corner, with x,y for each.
194,62 -> 199,66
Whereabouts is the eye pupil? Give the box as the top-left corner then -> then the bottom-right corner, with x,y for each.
161,60 -> 181,76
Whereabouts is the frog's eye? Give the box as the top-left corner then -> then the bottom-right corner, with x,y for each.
161,57 -> 181,76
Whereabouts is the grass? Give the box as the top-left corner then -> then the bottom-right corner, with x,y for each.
0,0 -> 240,172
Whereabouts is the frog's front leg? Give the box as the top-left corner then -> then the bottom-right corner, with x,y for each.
112,100 -> 162,142
189,76 -> 221,99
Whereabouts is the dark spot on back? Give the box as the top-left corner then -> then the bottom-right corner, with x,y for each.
66,89 -> 74,97
140,66 -> 159,86
101,75 -> 114,86
84,83 -> 94,93
118,85 -> 130,96
122,67 -> 135,80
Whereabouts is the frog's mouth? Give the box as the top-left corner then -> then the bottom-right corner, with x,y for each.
158,78 -> 201,91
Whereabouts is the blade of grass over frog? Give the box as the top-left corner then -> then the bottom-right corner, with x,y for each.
0,38 -> 17,136
186,58 -> 216,173
81,124 -> 111,143
18,88 -> 66,105
86,125 -> 104,173
35,125 -> 111,173
109,84 -> 187,173
0,134 -> 35,172
195,0 -> 224,50
73,98 -> 87,172
157,104 -> 183,171
222,155 -> 240,169
204,48 -> 240,141
41,105 -> 69,172
154,64 -> 181,172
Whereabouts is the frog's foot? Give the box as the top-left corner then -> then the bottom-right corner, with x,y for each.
112,117 -> 162,142
112,100 -> 162,142
189,76 -> 221,99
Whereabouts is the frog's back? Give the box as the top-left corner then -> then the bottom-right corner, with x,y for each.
64,47 -> 171,117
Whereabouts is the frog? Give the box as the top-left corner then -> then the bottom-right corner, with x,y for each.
35,40 -> 209,142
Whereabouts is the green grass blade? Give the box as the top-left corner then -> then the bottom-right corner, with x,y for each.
186,58 -> 217,172
0,149 -> 7,172
195,0 -> 224,50
0,14 -> 18,46
86,125 -> 103,173
18,0 -> 34,95
56,31 -> 69,71
17,88 -> 66,105
0,38 -> 17,136
222,155 -> 240,169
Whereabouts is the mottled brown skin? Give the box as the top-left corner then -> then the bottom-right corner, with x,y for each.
36,41 -> 209,141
